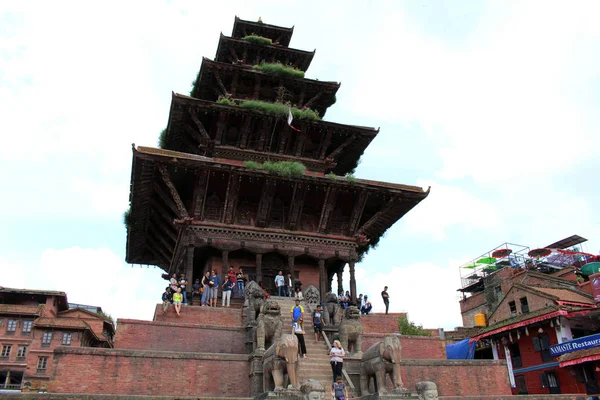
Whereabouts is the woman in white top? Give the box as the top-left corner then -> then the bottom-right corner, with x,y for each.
294,287 -> 304,300
329,339 -> 345,382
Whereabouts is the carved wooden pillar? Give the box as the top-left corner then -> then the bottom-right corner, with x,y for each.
221,250 -> 229,275
186,245 -> 194,284
349,261 -> 357,304
256,254 -> 263,283
319,259 -> 326,298
288,256 -> 295,289
223,173 -> 240,224
215,112 -> 227,144
337,266 -> 344,296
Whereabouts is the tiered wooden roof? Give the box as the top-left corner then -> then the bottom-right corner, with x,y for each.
125,18 -> 430,271
163,94 -> 377,175
232,16 -> 293,47
126,146 -> 429,268
190,58 -> 339,118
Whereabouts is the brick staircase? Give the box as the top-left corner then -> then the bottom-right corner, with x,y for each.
268,296 -> 341,394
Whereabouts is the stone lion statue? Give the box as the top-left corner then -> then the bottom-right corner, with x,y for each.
416,381 -> 438,400
338,306 -> 363,356
244,280 -> 265,325
256,300 -> 283,351
360,335 -> 405,395
304,285 -> 320,308
323,291 -> 340,326
263,334 -> 300,391
300,379 -> 325,400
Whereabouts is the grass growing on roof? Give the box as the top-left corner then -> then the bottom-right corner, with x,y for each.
238,100 -> 320,120
252,63 -> 305,79
242,35 -> 272,46
243,160 -> 306,178
216,97 -> 237,106
326,172 -> 338,180
123,207 -> 131,229
345,174 -> 357,183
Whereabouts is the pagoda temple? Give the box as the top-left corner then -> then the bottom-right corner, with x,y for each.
125,17 -> 429,301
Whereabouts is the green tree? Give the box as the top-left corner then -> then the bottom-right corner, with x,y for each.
397,316 -> 431,336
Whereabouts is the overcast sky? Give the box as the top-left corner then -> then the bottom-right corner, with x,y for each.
1,1 -> 599,330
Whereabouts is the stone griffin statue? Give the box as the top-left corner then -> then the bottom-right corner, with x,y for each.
338,306 -> 363,356
263,334 -> 300,391
416,381 -> 439,400
256,300 -> 283,351
304,285 -> 320,308
244,281 -> 265,325
360,335 -> 405,395
322,291 -> 340,326
300,379 -> 325,400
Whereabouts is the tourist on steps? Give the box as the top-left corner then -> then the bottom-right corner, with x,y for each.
381,286 -> 390,315
292,318 -> 307,359
173,287 -> 183,317
331,375 -> 348,400
170,273 -> 178,292
179,273 -> 188,305
361,295 -> 372,315
275,270 -> 285,296
294,287 -> 304,301
210,270 -> 220,307
222,276 -> 234,307
227,266 -> 236,296
191,279 -> 201,305
291,298 -> 304,324
329,340 -> 345,382
236,268 -> 246,298
312,304 -> 323,342
201,271 -> 211,306
286,273 -> 294,297
161,287 -> 171,313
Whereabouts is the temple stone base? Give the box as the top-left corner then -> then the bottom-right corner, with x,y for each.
360,392 -> 419,400
256,389 -> 304,400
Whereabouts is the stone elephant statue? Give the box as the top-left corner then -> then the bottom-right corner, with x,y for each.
323,291 -> 340,326
256,300 -> 283,351
360,335 -> 405,395
263,334 -> 300,392
338,306 -> 363,356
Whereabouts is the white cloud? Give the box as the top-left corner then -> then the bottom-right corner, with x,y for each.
2,247 -> 166,321
342,261 -> 463,330
401,180 -> 502,240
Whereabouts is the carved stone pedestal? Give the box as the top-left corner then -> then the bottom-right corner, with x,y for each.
256,389 -> 304,400
360,392 -> 418,400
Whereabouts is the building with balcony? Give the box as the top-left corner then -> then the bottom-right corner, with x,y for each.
0,287 -> 114,392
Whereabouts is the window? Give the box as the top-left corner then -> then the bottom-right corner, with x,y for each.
508,342 -> 523,368
540,370 -> 561,394
509,301 -> 517,316
41,331 -> 52,347
16,345 -> 27,360
1,345 -> 12,358
6,320 -> 17,334
36,356 -> 48,373
533,334 -> 553,362
22,320 -> 32,334
515,375 -> 528,394
494,286 -> 502,296
62,333 -> 72,345
520,297 -> 529,313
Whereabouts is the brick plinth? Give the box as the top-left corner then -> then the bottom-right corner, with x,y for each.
152,303 -> 243,327
362,333 -> 447,360
114,319 -> 247,353
49,347 -> 250,397
361,313 -> 407,334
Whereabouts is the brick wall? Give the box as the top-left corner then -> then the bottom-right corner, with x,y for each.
114,319 -> 247,353
362,333 -> 447,360
295,263 -> 319,290
361,313 -> 406,334
489,287 -> 555,325
49,347 -> 250,397
152,304 -> 243,327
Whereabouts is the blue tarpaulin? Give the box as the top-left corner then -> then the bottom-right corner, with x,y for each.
446,338 -> 476,359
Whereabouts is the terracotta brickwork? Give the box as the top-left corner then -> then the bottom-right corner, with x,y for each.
152,304 -> 243,327
360,313 -> 407,334
49,347 -> 250,397
114,319 -> 246,353
362,333 -> 447,360
489,286 -> 555,325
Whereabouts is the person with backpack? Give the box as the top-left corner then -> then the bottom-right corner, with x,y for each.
329,340 -> 345,382
312,304 -> 323,343
331,376 -> 348,400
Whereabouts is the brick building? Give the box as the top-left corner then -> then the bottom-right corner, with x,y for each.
460,237 -> 600,396
0,287 -> 114,392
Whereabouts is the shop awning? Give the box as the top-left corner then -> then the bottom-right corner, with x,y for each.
559,347 -> 600,367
